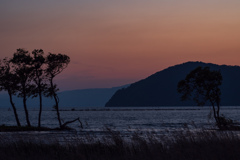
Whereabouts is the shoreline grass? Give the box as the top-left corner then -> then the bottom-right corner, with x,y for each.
1,128 -> 240,160
0,125 -> 73,132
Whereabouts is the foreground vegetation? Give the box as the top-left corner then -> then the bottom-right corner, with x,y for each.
0,128 -> 240,160
0,125 -> 75,132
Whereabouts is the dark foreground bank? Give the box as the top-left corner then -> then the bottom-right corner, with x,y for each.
0,128 -> 240,160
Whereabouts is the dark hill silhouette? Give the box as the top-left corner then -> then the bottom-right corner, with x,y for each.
105,61 -> 240,107
0,85 -> 128,109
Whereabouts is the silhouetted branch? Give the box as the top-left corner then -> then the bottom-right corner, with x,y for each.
61,117 -> 83,129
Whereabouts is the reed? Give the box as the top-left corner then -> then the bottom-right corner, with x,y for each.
0,128 -> 240,160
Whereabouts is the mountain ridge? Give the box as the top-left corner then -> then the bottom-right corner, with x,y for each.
0,85 -> 129,108
105,61 -> 240,107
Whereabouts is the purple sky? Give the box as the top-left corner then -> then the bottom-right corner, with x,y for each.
1,0 -> 240,91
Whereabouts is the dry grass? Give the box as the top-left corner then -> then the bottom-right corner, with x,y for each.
0,128 -> 240,160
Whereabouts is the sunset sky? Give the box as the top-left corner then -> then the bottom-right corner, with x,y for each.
1,0 -> 240,91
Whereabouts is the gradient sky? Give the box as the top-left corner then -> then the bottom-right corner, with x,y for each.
1,0 -> 240,91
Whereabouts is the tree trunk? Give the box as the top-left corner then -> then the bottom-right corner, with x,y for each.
8,91 -> 21,127
36,70 -> 43,128
216,97 -> 220,119
210,101 -> 219,127
54,93 -> 62,127
50,78 -> 81,129
38,91 -> 42,128
23,86 -> 31,127
50,79 -> 62,127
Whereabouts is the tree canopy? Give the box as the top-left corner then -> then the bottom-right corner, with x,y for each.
0,48 -> 80,129
177,66 -> 225,128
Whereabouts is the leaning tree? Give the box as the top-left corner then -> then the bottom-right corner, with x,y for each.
10,48 -> 34,127
0,58 -> 21,126
45,53 -> 69,127
44,53 -> 81,129
177,66 -> 225,128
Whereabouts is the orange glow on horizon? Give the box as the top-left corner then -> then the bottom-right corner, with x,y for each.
1,0 -> 240,90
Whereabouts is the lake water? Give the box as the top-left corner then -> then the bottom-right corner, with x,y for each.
1,106 -> 240,133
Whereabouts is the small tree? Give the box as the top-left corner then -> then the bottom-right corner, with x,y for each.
177,66 -> 224,128
11,49 -> 34,127
45,53 -> 81,129
31,49 -> 47,128
45,53 -> 70,128
0,58 -> 21,126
